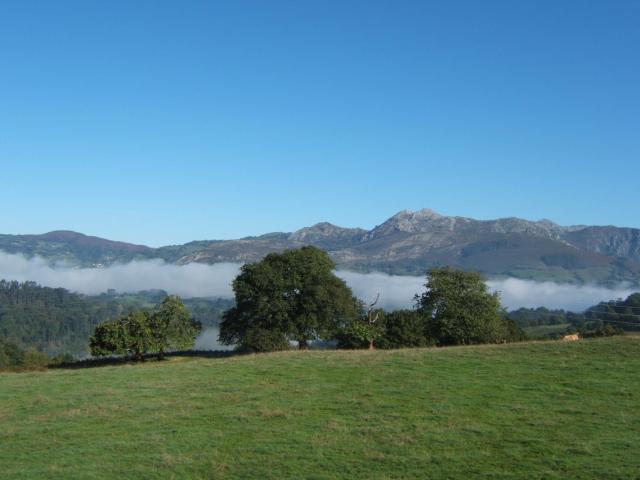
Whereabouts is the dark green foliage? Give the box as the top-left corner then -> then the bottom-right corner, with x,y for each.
220,246 -> 360,351
335,308 -> 384,349
508,307 -> 569,327
377,309 -> 434,349
89,296 -> 201,360
416,267 -> 513,346
90,311 -> 154,360
582,323 -> 624,338
500,315 -> 529,342
237,328 -> 291,353
0,339 -> 25,368
0,280 -> 118,355
150,295 -> 202,357
0,281 -> 229,356
336,309 -> 435,349
0,339 -> 59,371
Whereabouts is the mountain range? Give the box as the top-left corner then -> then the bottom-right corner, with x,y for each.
1,209 -> 639,285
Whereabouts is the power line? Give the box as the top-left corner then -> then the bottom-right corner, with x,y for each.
584,309 -> 640,319
588,303 -> 640,312
596,319 -> 640,327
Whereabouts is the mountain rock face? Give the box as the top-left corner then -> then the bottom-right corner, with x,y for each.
1,209 -> 639,285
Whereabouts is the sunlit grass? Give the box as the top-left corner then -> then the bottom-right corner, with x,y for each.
1,337 -> 639,479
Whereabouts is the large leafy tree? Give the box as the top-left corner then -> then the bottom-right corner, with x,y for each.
219,246 -> 360,351
416,267 -> 508,346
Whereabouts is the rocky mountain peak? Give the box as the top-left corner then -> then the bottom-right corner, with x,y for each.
390,208 -> 442,222
365,208 -> 444,239
288,222 -> 366,245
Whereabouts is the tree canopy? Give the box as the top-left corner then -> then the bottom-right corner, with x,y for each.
89,295 -> 201,360
219,246 -> 361,351
416,267 -> 514,346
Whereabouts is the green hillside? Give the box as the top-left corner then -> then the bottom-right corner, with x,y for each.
1,337 -> 639,479
0,281 -> 232,356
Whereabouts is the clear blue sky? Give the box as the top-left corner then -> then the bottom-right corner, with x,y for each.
1,1 -> 638,246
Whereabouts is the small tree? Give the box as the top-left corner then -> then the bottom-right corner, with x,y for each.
150,295 -> 202,359
90,310 -> 153,360
416,267 -> 507,346
90,296 -> 200,360
334,296 -> 384,349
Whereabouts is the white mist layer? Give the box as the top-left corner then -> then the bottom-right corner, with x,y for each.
194,327 -> 233,351
336,271 -> 637,312
0,252 -> 239,298
0,252 -> 636,311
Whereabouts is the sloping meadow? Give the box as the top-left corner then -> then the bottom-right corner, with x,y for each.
1,336 -> 639,478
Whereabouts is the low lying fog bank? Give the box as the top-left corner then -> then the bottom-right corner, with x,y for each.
337,271 -> 637,312
194,327 -> 233,351
0,252 -> 636,312
0,252 -> 239,298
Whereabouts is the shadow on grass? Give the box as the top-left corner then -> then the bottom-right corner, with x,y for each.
50,349 -> 238,370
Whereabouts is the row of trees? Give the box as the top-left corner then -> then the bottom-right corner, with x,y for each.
85,246 -> 525,359
90,296 -> 202,360
218,246 -> 525,352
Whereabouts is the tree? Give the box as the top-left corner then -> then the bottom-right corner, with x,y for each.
334,295 -> 384,350
90,310 -> 153,360
89,296 -> 201,360
415,267 -> 508,346
219,246 -> 361,351
150,295 -> 202,358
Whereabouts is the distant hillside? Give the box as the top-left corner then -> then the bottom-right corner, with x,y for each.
2,209 -> 640,285
0,281 -> 232,356
0,230 -> 152,266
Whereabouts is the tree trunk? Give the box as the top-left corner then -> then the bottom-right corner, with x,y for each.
368,340 -> 375,350
299,338 -> 309,350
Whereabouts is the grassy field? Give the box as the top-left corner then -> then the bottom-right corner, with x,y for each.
523,323 -> 570,338
1,337 -> 639,479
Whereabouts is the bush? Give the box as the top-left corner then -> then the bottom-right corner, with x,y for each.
336,309 -> 435,350
377,310 -> 434,349
0,340 -> 25,368
0,340 -> 54,371
89,296 -> 201,360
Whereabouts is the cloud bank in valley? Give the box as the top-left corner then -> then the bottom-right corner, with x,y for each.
336,271 -> 637,312
0,252 -> 239,298
0,252 -> 637,311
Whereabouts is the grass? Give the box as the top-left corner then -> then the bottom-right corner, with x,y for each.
523,323 -> 570,338
1,337 -> 639,479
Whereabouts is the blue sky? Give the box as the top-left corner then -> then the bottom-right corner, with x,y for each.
1,1 -> 638,246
